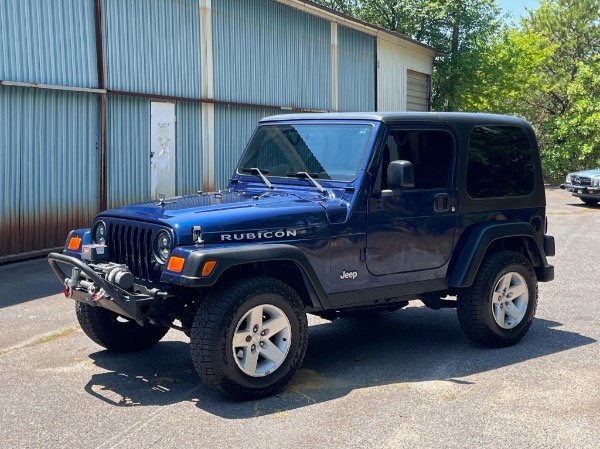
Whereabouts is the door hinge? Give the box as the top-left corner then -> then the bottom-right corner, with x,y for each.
368,197 -> 384,212
360,248 -> 367,261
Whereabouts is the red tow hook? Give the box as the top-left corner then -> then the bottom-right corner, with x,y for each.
64,285 -> 73,298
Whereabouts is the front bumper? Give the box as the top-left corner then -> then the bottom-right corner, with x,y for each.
47,252 -> 156,322
560,183 -> 600,199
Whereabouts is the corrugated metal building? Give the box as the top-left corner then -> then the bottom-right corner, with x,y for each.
0,0 -> 438,262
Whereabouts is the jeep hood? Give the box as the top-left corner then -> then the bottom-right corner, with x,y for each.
97,190 -> 348,244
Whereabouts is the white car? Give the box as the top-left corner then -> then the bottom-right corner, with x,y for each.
560,169 -> 600,205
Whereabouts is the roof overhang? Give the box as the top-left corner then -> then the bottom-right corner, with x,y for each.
275,0 -> 445,57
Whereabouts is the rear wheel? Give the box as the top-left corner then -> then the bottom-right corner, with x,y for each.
457,251 -> 537,348
191,276 -> 308,400
75,302 -> 169,352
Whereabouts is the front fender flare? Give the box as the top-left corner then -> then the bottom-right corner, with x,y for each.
161,244 -> 328,309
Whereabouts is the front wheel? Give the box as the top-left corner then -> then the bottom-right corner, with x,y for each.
457,251 -> 538,348
75,302 -> 169,352
190,276 -> 308,400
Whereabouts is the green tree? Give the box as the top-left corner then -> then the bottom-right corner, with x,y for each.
552,58 -> 600,172
315,0 -> 504,111
461,0 -> 600,179
464,29 -> 556,115
524,0 -> 600,178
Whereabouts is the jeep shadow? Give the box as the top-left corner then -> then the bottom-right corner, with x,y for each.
84,307 -> 594,417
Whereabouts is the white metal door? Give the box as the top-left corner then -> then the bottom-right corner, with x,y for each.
150,102 -> 176,199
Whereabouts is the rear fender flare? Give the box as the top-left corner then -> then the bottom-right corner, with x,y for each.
449,222 -> 548,289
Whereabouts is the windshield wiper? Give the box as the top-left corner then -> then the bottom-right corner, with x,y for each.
287,172 -> 328,196
240,168 -> 275,189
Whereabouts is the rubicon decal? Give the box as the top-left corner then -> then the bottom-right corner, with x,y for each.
220,229 -> 298,242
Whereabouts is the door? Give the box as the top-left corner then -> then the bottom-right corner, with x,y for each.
406,70 -> 430,112
150,102 -> 176,199
366,128 -> 457,276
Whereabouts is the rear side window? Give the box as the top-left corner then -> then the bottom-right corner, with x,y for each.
467,126 -> 534,198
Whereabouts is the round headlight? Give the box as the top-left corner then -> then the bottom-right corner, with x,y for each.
593,178 -> 600,187
93,221 -> 107,245
153,230 -> 172,264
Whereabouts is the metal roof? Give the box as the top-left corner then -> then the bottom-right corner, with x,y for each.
276,0 -> 446,57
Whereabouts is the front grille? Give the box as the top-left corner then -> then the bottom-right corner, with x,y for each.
573,176 -> 591,186
105,221 -> 158,282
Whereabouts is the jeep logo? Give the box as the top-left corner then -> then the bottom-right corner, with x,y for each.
340,270 -> 358,280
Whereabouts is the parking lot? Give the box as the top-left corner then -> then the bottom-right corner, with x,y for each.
0,187 -> 598,449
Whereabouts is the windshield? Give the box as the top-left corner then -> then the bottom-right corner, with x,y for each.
237,123 -> 373,181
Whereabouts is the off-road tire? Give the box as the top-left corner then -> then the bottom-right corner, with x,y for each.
75,302 -> 169,352
190,276 -> 308,401
457,250 -> 538,348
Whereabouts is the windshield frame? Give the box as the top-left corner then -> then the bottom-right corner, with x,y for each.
235,120 -> 378,184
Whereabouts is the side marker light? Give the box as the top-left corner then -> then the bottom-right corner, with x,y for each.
201,260 -> 217,277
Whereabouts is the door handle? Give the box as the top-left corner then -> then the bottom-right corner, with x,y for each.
434,193 -> 449,212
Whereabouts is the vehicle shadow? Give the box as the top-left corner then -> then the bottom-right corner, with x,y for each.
568,202 -> 600,210
83,306 -> 596,416
0,257 -> 63,308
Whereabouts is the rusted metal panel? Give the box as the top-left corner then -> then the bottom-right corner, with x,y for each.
0,86 -> 100,258
106,95 -> 150,209
103,0 -> 201,98
0,0 -> 98,88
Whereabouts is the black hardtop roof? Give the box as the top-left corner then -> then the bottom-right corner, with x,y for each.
260,112 -> 530,128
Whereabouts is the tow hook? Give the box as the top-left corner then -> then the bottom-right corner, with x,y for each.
63,267 -> 81,299
62,266 -> 106,305
85,286 -> 105,304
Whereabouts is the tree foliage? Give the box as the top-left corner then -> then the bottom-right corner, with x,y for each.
316,0 -> 503,111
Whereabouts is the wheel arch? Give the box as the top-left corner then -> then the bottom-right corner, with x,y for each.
449,222 -> 548,289
211,259 -> 326,311
164,244 -> 330,311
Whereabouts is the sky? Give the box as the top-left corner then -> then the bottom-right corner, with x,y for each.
497,0 -> 540,20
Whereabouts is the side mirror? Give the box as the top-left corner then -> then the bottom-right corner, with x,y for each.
382,160 -> 414,196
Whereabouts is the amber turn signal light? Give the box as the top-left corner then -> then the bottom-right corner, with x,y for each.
68,236 -> 82,250
167,256 -> 185,272
201,260 -> 217,277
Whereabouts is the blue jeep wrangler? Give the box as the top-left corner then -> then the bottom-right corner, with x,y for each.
48,112 -> 555,400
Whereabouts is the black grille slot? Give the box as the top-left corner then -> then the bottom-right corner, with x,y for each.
574,177 -> 591,186
106,222 -> 155,282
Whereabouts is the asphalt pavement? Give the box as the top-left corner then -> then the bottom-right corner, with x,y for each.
0,187 -> 598,449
